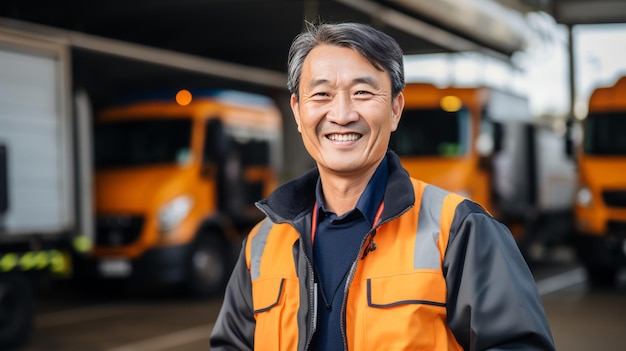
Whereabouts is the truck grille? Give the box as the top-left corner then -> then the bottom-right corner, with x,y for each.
602,190 -> 626,208
96,215 -> 144,246
607,220 -> 626,236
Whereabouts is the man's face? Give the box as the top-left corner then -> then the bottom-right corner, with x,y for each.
290,45 -> 404,177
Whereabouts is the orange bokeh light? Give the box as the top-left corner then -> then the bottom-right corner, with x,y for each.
176,89 -> 192,106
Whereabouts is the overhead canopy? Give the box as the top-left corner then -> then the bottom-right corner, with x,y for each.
3,0 -> 618,109
550,0 -> 626,25
0,0 -> 551,109
0,0 -> 541,71
0,1 -> 621,75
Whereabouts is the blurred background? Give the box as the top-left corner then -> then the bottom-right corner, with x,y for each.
0,1 -> 625,350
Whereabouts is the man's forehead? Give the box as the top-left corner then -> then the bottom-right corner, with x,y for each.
302,46 -> 383,75
306,44 -> 364,61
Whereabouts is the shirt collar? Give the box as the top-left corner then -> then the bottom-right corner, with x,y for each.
315,155 -> 388,226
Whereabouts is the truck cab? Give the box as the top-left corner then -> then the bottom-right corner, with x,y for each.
392,83 -> 576,255
77,89 -> 282,296
574,76 -> 626,285
391,83 -> 492,211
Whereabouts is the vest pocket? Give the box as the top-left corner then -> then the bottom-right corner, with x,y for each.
362,271 -> 450,349
252,276 -> 299,350
367,271 -> 446,308
253,277 -> 285,313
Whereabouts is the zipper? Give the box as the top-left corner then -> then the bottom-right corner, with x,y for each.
339,205 -> 413,350
300,237 -> 316,350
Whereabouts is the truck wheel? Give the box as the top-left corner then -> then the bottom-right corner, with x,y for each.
187,235 -> 232,297
0,272 -> 34,349
585,264 -> 617,287
76,278 -> 129,299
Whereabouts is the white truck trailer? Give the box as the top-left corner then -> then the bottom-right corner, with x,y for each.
0,16 -> 288,348
0,28 -> 93,348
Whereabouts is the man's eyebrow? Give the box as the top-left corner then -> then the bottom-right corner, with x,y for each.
307,78 -> 330,90
353,76 -> 380,88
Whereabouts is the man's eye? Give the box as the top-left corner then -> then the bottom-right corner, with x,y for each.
355,90 -> 372,96
312,92 -> 329,97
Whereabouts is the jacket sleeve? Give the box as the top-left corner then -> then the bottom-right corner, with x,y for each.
443,200 -> 556,351
209,239 -> 255,350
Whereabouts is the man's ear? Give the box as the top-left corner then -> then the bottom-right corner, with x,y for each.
391,92 -> 404,132
290,93 -> 302,133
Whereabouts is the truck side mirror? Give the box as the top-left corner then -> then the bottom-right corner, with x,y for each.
565,118 -> 575,158
492,122 -> 503,154
203,119 -> 227,164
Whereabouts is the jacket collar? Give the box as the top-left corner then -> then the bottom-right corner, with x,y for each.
256,150 -> 415,224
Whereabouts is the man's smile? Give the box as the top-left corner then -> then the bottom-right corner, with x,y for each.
326,133 -> 362,142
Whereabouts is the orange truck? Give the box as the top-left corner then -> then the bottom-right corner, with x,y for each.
74,89 -> 282,296
391,82 -> 576,257
572,76 -> 626,285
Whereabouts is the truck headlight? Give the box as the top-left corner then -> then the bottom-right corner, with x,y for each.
576,187 -> 592,208
159,195 -> 193,233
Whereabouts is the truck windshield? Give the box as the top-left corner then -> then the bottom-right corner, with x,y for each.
390,108 -> 469,157
584,112 -> 626,155
95,118 -> 192,168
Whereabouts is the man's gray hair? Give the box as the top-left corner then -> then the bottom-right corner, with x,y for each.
287,22 -> 405,100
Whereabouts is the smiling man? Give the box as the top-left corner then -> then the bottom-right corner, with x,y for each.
292,43 -> 402,215
210,22 -> 556,351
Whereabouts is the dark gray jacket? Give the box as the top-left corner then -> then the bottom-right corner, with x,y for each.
210,151 -> 556,350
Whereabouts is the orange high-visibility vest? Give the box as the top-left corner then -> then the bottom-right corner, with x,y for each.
246,179 -> 465,350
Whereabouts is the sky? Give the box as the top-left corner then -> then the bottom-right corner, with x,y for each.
404,19 -> 626,120
574,23 -> 626,118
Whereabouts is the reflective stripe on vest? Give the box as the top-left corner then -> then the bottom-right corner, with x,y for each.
414,184 -> 449,270
250,218 -> 274,280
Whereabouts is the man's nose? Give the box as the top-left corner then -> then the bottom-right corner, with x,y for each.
326,93 -> 359,125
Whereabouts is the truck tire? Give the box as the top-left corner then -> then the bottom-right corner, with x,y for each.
585,264 -> 617,287
0,272 -> 34,349
186,235 -> 232,297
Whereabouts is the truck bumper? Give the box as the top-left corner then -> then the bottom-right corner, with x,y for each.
573,231 -> 626,267
73,243 -> 192,285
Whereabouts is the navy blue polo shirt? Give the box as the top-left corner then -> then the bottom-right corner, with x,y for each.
309,156 -> 388,351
